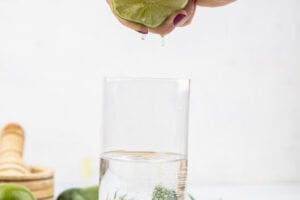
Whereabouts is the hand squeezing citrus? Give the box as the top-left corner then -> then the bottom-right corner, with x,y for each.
107,0 -> 235,35
111,0 -> 189,28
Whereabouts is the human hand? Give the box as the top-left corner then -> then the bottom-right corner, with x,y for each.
106,0 -> 235,35
197,0 -> 236,7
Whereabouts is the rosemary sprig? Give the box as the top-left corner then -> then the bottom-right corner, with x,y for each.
152,185 -> 177,200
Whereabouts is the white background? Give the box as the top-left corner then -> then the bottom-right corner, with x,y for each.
0,0 -> 299,192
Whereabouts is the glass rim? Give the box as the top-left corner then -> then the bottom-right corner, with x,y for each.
104,76 -> 191,82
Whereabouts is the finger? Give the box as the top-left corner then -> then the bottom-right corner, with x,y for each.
106,0 -> 113,8
148,11 -> 186,35
167,0 -> 196,28
148,23 -> 175,36
197,0 -> 236,7
148,0 -> 196,35
148,11 -> 187,35
180,0 -> 197,26
117,17 -> 148,34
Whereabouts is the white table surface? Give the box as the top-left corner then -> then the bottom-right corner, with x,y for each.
56,184 -> 300,200
188,185 -> 300,200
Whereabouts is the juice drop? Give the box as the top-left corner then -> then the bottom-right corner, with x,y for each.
141,33 -> 147,40
161,35 -> 165,47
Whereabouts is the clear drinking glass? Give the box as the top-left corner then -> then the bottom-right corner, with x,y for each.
100,77 -> 190,200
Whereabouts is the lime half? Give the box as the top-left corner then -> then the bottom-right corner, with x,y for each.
112,0 -> 189,28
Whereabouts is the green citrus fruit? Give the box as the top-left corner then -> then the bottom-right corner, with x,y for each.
111,0 -> 189,28
57,186 -> 98,200
0,184 -> 36,200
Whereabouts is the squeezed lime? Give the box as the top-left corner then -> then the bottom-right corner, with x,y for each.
111,0 -> 188,28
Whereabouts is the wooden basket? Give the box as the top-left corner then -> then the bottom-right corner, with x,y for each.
0,166 -> 54,200
0,123 -> 54,200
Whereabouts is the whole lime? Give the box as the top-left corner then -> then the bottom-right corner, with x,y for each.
0,184 -> 36,200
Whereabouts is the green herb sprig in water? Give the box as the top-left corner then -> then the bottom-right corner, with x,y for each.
152,185 -> 177,200
106,185 -> 195,200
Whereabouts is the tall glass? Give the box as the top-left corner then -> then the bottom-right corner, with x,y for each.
100,77 -> 190,200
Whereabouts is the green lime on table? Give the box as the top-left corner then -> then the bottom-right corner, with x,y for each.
0,184 -> 36,200
111,0 -> 188,28
57,186 -> 98,200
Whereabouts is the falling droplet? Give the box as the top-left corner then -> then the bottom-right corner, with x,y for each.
141,33 -> 147,40
160,35 -> 165,47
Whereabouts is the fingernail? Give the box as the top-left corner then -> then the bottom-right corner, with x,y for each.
173,14 -> 186,26
137,30 -> 148,34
